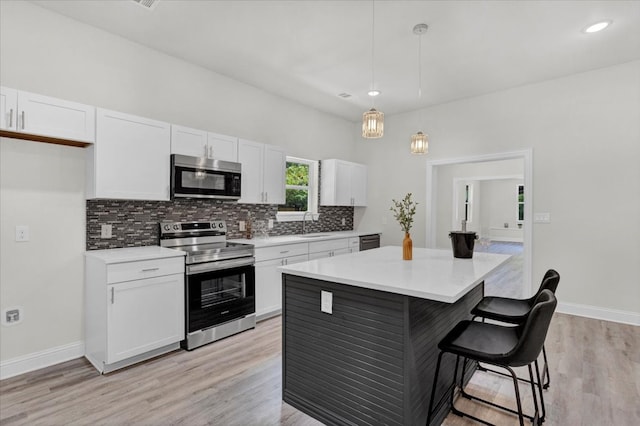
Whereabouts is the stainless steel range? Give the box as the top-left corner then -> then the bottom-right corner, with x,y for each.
159,220 -> 255,350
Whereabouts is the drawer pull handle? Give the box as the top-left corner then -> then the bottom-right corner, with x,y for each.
111,287 -> 114,304
141,268 -> 160,272
8,109 -> 13,127
280,250 -> 290,254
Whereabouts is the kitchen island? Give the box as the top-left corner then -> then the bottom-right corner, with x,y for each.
280,246 -> 511,426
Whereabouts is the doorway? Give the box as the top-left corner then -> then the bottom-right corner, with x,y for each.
426,150 -> 533,297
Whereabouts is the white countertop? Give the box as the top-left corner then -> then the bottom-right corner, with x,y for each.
228,230 -> 381,248
85,246 -> 185,264
279,246 -> 510,303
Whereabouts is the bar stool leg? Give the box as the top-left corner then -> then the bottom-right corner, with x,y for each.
534,359 -> 546,423
542,345 -> 550,389
528,364 -> 541,425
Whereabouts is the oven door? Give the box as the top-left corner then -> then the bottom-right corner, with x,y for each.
185,257 -> 255,333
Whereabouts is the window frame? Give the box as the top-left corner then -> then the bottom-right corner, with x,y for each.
276,156 -> 320,222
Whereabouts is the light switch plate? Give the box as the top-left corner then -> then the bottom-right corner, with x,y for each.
15,225 -> 29,242
239,221 -> 246,231
100,224 -> 112,238
268,219 -> 274,229
321,290 -> 333,314
533,212 -> 551,223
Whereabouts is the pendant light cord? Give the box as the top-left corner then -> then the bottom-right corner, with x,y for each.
371,0 -> 376,107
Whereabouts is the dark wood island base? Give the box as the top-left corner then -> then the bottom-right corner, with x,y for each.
282,274 -> 484,426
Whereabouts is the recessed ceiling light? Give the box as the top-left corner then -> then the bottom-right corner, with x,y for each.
368,90 -> 381,97
583,20 -> 612,33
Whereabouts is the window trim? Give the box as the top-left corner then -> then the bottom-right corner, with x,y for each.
276,156 -> 320,222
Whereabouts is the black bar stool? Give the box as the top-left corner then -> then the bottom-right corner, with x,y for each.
471,269 -> 560,389
426,290 -> 557,426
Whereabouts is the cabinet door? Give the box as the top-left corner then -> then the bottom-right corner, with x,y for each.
351,163 -> 368,206
263,144 -> 286,204
0,86 -> 17,130
17,91 -> 95,142
335,160 -> 353,206
208,132 -> 238,162
171,125 -> 208,157
107,274 -> 184,364
348,237 -> 360,253
254,257 -> 283,318
93,108 -> 171,200
238,139 -> 264,204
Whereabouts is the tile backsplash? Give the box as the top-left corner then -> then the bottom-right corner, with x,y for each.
86,199 -> 354,250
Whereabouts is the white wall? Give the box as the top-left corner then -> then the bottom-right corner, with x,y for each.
0,1 -> 357,366
355,60 -> 640,318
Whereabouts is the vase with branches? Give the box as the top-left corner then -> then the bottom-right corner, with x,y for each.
390,193 -> 418,260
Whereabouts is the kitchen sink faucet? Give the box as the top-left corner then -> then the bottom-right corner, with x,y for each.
302,211 -> 315,234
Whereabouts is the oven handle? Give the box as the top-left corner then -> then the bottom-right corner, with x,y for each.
186,256 -> 255,275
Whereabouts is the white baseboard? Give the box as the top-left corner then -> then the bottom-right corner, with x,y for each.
0,341 -> 84,380
557,302 -> 640,326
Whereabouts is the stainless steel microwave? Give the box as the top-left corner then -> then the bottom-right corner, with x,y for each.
171,154 -> 242,200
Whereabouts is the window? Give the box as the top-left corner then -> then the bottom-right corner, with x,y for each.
277,156 -> 319,221
464,184 -> 473,222
517,184 -> 524,222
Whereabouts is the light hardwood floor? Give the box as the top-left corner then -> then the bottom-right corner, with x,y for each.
1,312 -> 638,426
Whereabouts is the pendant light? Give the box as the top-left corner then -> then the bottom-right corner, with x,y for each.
362,0 -> 384,138
410,23 -> 429,155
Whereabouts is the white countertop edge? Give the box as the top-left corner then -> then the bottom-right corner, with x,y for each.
85,246 -> 185,263
228,230 -> 381,248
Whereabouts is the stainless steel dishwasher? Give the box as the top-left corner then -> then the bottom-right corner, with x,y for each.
359,234 -> 380,251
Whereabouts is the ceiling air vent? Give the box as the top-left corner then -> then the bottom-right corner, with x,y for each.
337,93 -> 352,99
131,0 -> 159,10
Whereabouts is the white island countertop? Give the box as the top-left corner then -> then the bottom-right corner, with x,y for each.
279,246 -> 510,303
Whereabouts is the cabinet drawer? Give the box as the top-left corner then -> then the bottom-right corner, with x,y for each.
308,238 -> 349,254
107,257 -> 184,284
255,243 -> 308,262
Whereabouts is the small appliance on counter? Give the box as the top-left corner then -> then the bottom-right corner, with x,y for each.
449,220 -> 478,259
159,220 -> 255,350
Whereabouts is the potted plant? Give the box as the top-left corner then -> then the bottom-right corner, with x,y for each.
390,193 -> 418,260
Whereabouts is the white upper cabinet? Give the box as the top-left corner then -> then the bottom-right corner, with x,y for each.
320,159 -> 368,207
238,139 -> 285,204
1,86 -> 95,143
87,108 -> 171,200
208,132 -> 238,162
171,125 -> 208,158
171,125 -> 238,162
0,87 -> 17,131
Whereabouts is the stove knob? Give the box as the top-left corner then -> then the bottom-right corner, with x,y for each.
173,224 -> 180,230
163,224 -> 171,231
218,223 -> 224,228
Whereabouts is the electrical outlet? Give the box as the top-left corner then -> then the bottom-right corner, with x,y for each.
239,221 -> 246,231
268,219 -> 274,229
341,218 -> 346,226
2,307 -> 23,326
15,225 -> 29,242
101,224 -> 112,238
321,291 -> 333,314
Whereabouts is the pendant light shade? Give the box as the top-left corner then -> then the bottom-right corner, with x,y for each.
363,108 -> 384,138
362,0 -> 383,139
410,131 -> 428,154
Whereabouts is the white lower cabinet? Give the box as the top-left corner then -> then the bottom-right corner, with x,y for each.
255,243 -> 307,318
107,275 -> 184,364
85,249 -> 185,373
308,238 -> 350,260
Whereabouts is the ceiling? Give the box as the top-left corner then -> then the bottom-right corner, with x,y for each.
31,0 -> 640,121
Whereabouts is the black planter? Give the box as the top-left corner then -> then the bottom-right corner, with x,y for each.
449,231 -> 478,258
